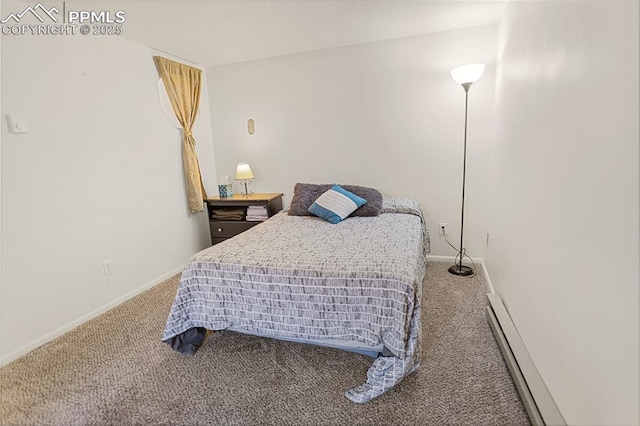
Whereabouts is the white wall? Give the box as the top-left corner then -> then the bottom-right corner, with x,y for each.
487,2 -> 639,424
1,34 -> 217,363
207,25 -> 497,256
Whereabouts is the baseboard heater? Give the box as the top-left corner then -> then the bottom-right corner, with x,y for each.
486,294 -> 566,426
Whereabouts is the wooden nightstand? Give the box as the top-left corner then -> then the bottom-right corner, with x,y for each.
205,193 -> 284,245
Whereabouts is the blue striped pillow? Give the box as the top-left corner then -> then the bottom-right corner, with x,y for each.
308,184 -> 367,224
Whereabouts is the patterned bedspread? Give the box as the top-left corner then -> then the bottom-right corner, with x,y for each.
163,198 -> 429,402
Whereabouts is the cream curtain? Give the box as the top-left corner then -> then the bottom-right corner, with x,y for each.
153,56 -> 208,213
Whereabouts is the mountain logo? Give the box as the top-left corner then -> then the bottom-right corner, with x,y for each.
1,3 -> 60,24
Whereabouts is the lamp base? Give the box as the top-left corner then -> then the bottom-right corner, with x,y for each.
238,179 -> 254,197
448,264 -> 474,276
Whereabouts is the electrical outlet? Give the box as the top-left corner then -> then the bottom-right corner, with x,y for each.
103,260 -> 113,276
439,223 -> 447,236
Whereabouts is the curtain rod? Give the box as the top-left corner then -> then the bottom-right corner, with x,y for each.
150,46 -> 201,67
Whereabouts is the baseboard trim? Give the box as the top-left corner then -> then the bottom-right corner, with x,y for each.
426,254 -> 482,263
486,293 -> 565,426
480,259 -> 495,294
0,265 -> 184,367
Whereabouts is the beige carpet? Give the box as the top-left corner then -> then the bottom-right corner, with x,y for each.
1,261 -> 530,425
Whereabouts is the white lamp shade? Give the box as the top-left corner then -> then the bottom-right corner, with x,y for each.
450,64 -> 485,85
235,163 -> 254,180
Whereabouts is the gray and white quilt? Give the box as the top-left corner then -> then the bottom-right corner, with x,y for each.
163,198 -> 429,403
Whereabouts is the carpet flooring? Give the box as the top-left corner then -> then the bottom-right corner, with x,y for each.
1,261 -> 530,425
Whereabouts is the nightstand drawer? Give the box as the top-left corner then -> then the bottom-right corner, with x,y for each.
210,221 -> 257,238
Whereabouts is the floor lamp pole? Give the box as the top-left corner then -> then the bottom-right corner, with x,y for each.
448,82 -> 474,277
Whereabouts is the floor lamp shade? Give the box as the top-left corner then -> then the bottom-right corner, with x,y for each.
448,64 -> 484,277
450,64 -> 485,86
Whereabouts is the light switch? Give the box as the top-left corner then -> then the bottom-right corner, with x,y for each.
6,114 -> 28,133
247,118 -> 255,135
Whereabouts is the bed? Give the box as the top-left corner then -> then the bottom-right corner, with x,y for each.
163,197 -> 430,403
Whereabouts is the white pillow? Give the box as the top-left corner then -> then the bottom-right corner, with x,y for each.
307,184 -> 367,224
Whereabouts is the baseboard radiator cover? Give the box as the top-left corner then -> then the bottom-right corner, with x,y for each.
486,294 -> 566,426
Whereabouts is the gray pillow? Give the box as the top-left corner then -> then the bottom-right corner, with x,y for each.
288,183 -> 383,217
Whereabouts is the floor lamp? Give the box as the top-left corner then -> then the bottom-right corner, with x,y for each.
448,64 -> 485,277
